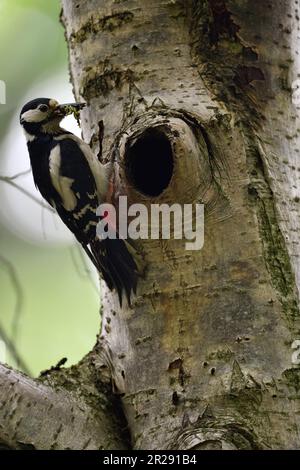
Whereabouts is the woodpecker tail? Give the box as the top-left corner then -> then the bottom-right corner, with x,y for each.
89,237 -> 139,306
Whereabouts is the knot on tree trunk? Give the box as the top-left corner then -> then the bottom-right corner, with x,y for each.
171,422 -> 263,450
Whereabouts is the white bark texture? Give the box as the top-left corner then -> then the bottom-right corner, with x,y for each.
1,0 -> 300,450
0,358 -> 128,449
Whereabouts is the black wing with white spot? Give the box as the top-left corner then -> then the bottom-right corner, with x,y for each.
50,138 -> 99,244
25,129 -> 139,306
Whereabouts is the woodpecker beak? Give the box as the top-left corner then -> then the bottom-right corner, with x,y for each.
54,102 -> 86,117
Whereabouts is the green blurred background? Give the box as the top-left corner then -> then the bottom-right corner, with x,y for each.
0,0 -> 100,376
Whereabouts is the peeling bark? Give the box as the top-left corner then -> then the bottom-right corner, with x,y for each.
1,0 -> 300,450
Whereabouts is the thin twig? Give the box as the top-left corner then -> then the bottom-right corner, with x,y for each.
6,169 -> 31,180
0,255 -> 31,375
69,245 -> 99,294
0,176 -> 55,212
0,255 -> 24,346
0,322 -> 31,375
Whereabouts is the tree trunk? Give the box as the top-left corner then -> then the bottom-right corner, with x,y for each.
1,0 -> 300,450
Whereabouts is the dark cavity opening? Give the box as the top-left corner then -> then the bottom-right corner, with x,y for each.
125,128 -> 174,197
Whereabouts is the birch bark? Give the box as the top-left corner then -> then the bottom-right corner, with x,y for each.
1,0 -> 300,450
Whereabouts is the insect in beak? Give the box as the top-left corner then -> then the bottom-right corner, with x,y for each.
54,102 -> 86,117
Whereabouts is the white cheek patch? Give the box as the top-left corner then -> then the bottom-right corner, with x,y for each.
49,145 -> 77,211
21,108 -> 44,123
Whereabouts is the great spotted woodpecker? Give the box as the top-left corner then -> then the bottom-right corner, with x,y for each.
20,97 -> 138,305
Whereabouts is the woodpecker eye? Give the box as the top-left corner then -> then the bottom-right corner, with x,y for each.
38,104 -> 49,112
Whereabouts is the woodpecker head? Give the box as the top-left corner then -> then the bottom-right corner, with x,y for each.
20,98 -> 85,139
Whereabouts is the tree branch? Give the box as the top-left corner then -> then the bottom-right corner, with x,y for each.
0,362 -> 128,450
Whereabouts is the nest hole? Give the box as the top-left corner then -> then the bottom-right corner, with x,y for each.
125,128 -> 174,197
